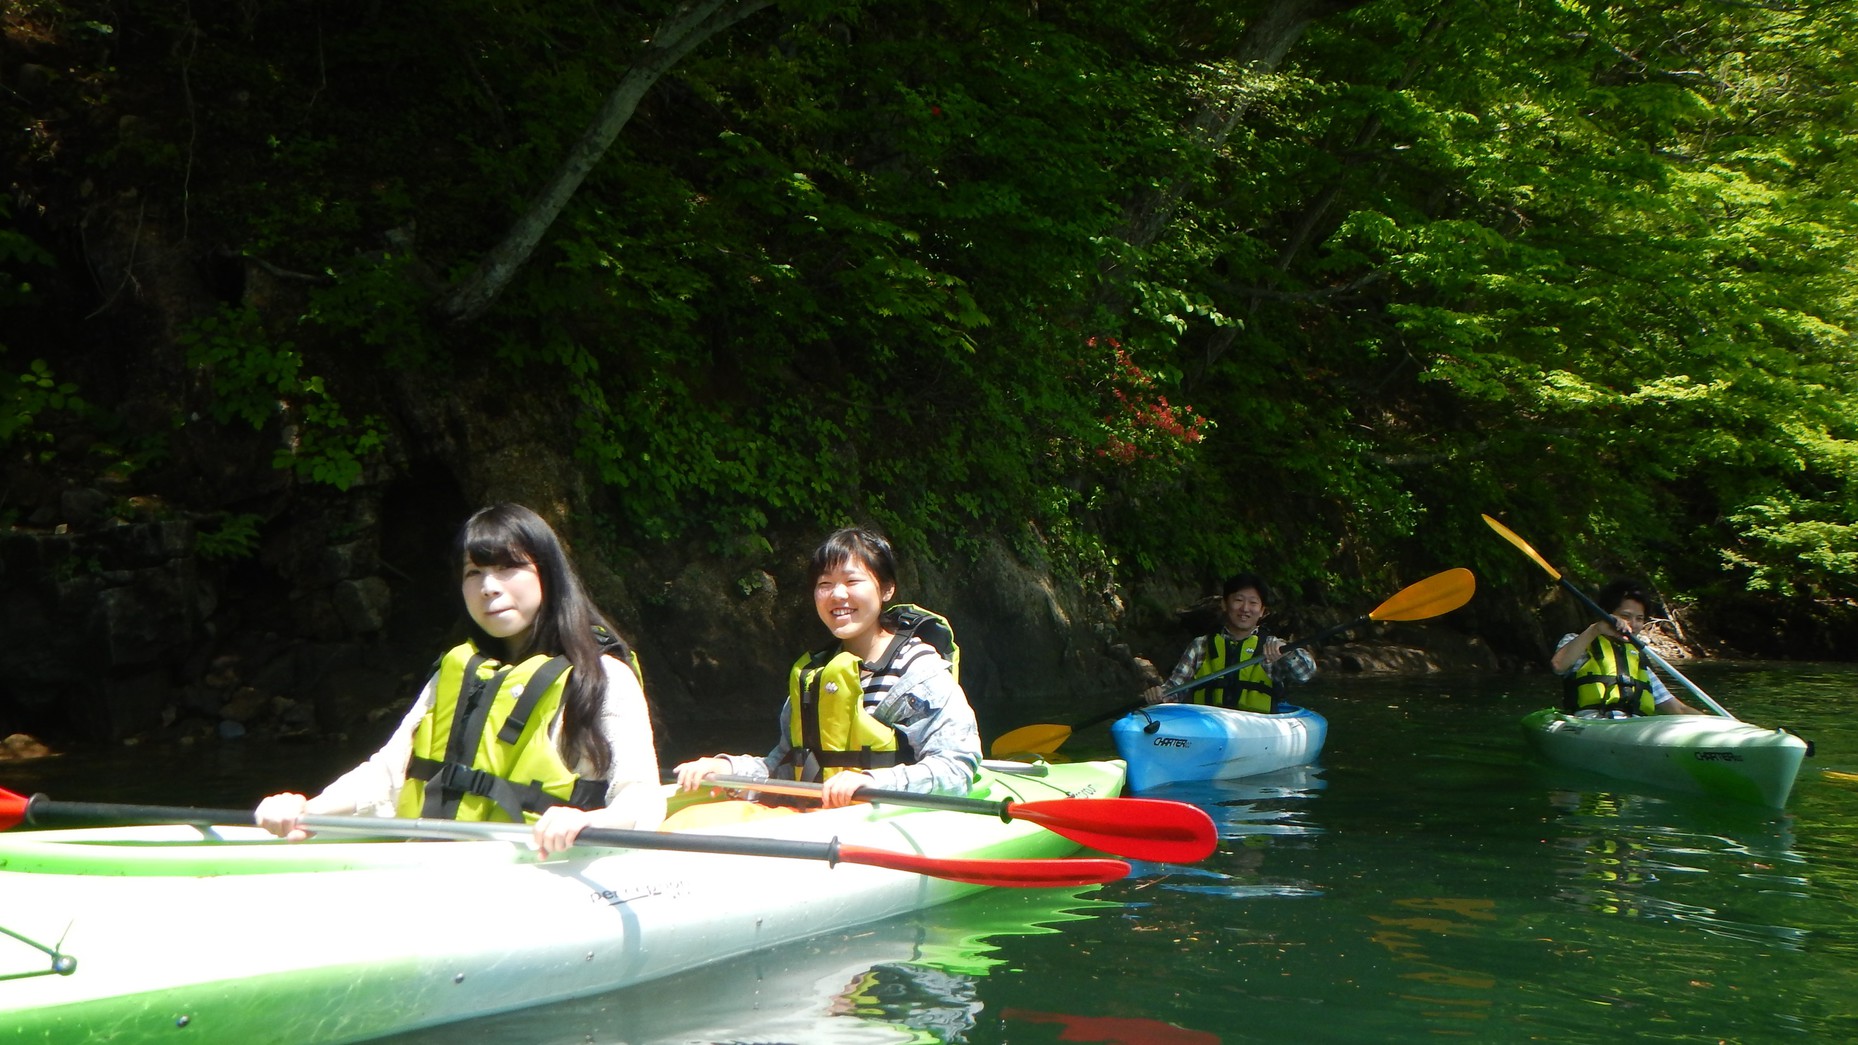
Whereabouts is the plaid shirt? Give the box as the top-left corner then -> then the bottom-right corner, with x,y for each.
1165,630 -> 1317,694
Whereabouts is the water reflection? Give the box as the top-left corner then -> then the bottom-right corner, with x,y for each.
1127,767 -> 1327,900
377,885 -> 1118,1045
1000,1008 -> 1221,1044
1538,783 -> 1814,957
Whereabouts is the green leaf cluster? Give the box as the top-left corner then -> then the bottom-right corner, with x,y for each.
176,307 -> 385,492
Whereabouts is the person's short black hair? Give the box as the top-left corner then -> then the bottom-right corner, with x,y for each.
1221,572 -> 1273,604
811,527 -> 898,593
1597,577 -> 1657,616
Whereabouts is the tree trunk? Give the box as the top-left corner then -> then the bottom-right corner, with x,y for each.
433,0 -> 774,324
1114,0 -> 1379,254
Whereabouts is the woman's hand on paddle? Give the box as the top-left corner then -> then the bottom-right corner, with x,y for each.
673,756 -> 728,793
255,792 -> 313,840
531,805 -> 595,858
821,772 -> 874,808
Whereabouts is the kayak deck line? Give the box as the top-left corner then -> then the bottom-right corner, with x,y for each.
0,924 -> 77,982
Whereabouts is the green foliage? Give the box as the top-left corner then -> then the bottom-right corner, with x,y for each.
0,199 -> 78,460
195,512 -> 262,561
300,253 -> 437,370
176,307 -> 385,491
0,359 -> 86,456
0,208 -> 53,312
14,0 -> 1858,641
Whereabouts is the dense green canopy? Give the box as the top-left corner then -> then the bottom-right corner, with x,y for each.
4,0 -> 1855,635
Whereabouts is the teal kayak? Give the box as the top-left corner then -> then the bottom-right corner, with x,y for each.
1520,708 -> 1808,807
0,760 -> 1126,1044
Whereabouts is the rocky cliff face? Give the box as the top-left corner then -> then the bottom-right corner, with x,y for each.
1,462 -> 1504,760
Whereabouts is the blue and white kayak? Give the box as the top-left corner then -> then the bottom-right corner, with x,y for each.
1111,703 -> 1327,791
1521,708 -> 1809,807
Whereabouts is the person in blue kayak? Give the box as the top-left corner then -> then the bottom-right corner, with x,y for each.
255,503 -> 665,854
672,527 -> 981,808
1142,572 -> 1316,712
1550,578 -> 1704,717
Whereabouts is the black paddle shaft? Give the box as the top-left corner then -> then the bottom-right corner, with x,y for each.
24,795 -> 257,829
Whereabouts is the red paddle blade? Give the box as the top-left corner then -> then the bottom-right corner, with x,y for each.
837,845 -> 1130,887
1010,798 -> 1216,864
0,788 -> 30,830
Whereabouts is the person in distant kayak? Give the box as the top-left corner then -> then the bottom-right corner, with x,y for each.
255,503 -> 664,854
1549,578 -> 1705,717
1142,572 -> 1316,712
673,527 -> 981,808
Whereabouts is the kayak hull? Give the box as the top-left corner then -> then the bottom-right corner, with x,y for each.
1520,708 -> 1807,807
0,761 -> 1123,1045
1111,703 -> 1327,791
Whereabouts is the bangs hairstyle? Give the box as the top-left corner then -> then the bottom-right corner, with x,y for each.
811,527 -> 898,593
452,502 -> 629,777
454,503 -> 586,657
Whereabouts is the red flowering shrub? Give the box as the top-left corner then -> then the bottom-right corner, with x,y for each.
1090,337 -> 1208,466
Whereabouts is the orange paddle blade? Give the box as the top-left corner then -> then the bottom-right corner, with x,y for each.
1366,567 -> 1476,622
1481,514 -> 1563,580
989,723 -> 1075,758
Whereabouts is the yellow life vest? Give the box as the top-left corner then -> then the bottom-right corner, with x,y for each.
1564,637 -> 1655,716
1193,632 -> 1279,713
397,640 -> 613,821
783,604 -> 958,782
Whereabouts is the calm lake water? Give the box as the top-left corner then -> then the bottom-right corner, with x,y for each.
5,661 -> 1854,1043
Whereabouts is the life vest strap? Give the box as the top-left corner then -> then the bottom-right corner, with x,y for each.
433,655 -> 508,817
813,749 -> 905,770
407,756 -> 610,821
496,655 -> 572,745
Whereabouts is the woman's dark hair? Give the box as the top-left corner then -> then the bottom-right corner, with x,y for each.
454,503 -> 629,777
810,527 -> 899,594
1597,578 -> 1657,617
1221,572 -> 1273,604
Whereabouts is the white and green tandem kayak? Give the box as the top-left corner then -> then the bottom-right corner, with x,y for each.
0,760 -> 1127,1045
1520,708 -> 1809,807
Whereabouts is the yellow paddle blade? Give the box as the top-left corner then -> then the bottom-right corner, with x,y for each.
1481,514 -> 1563,581
1366,567 -> 1477,622
989,723 -> 1073,759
